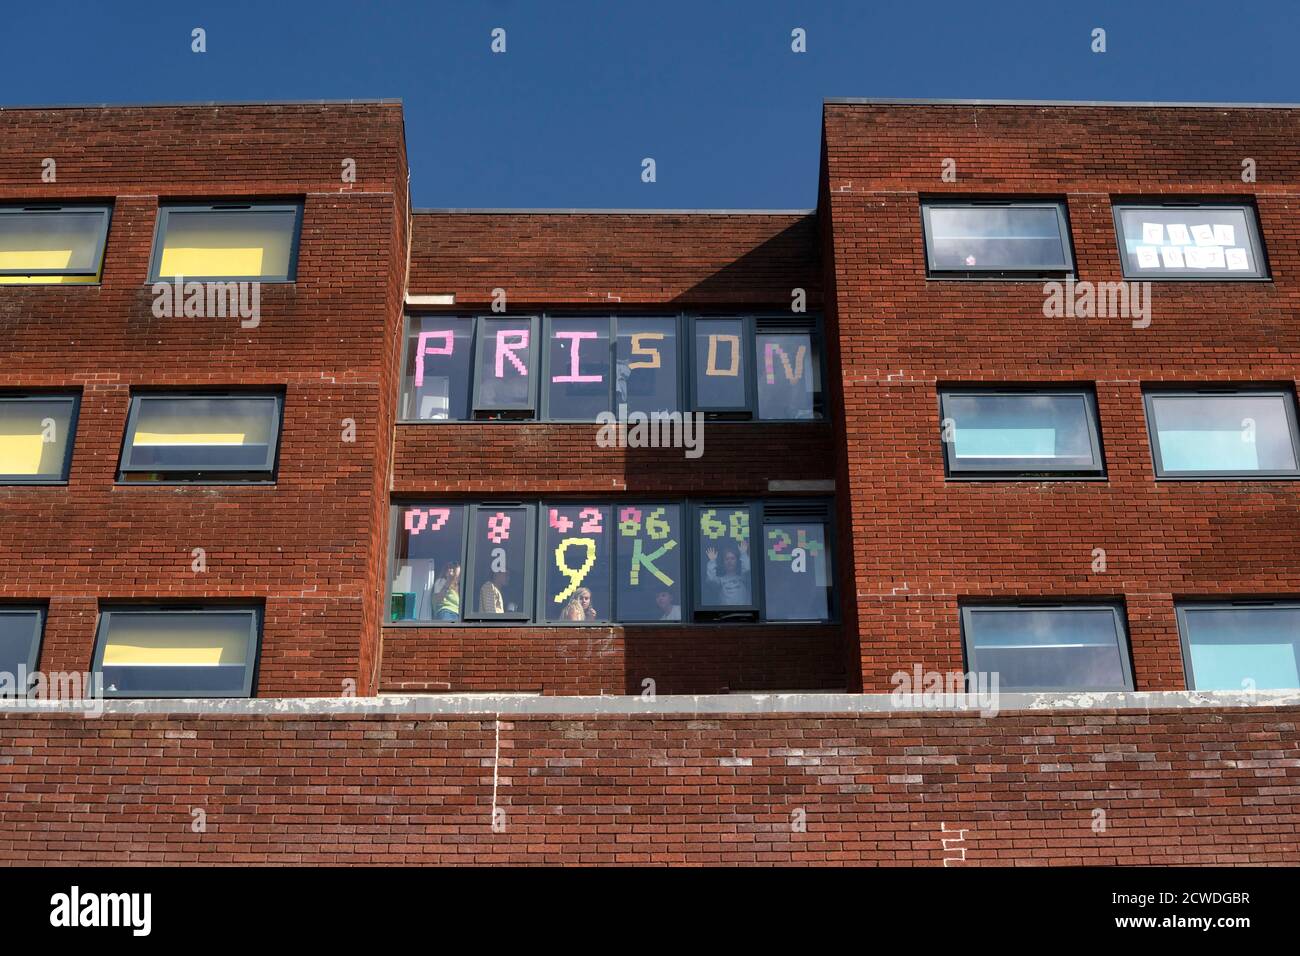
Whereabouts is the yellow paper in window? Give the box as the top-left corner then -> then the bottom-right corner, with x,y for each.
0,274 -> 97,285
103,623 -> 248,666
131,431 -> 247,447
0,248 -> 76,271
156,215 -> 293,279
0,434 -> 47,475
158,246 -> 266,278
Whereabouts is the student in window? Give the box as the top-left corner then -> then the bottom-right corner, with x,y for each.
479,570 -> 510,615
560,587 -> 597,622
705,541 -> 750,605
433,564 -> 462,622
655,590 -> 682,621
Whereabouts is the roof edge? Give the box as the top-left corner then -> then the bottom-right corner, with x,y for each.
413,207 -> 816,215
0,97 -> 402,112
825,96 -> 1300,110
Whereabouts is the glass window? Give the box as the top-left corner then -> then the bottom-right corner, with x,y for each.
762,520 -> 832,621
615,504 -> 683,621
0,608 -> 43,694
615,317 -> 678,416
692,318 -> 749,412
401,316 -> 474,421
922,201 -> 1073,275
93,608 -> 260,698
0,205 -> 111,285
474,318 -> 536,415
1114,204 -> 1266,279
466,506 -> 532,619
546,318 -> 612,421
1178,603 -> 1300,691
0,394 -> 78,483
961,604 -> 1133,692
1146,391 -> 1300,478
940,389 -> 1104,475
695,504 -> 757,612
390,505 -> 467,622
756,331 -> 819,420
150,204 -> 300,282
543,504 -> 612,623
120,394 -> 282,481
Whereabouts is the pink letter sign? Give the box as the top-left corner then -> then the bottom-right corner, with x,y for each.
413,331 -> 455,387
495,329 -> 530,377
404,507 -> 451,536
552,330 -> 603,383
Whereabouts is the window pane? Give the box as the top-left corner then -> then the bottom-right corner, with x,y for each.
0,209 -> 107,284
616,317 -> 678,416
762,521 -> 831,621
926,205 -> 1069,272
547,318 -> 611,421
1116,206 -> 1263,278
0,397 -> 76,480
124,396 -> 279,474
98,610 -> 256,696
944,392 -> 1099,471
697,505 -> 754,608
1150,394 -> 1298,474
391,506 -> 466,622
475,319 -> 534,412
693,319 -> 748,409
756,332 -> 818,420
543,504 -> 612,622
1182,606 -> 1300,691
0,610 -> 41,685
965,607 -> 1129,690
470,507 -> 529,616
402,317 -> 473,420
155,208 -> 297,281
615,504 -> 683,621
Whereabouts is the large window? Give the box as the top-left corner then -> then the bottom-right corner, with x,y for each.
386,498 -> 834,625
399,314 -> 823,422
961,603 -> 1134,692
92,607 -> 261,698
0,608 -> 44,695
1144,389 -> 1300,479
0,205 -> 111,285
1177,602 -> 1300,691
119,393 -> 283,482
939,388 -> 1104,477
921,200 -> 1074,277
0,394 -> 79,483
149,203 -> 301,282
1113,202 -> 1267,279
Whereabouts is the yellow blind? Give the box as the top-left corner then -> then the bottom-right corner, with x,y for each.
103,616 -> 249,667
156,210 -> 295,279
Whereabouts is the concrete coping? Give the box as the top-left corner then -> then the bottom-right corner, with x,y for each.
0,689 -> 1297,717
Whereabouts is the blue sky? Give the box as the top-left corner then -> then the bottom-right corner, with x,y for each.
3,1 -> 1298,208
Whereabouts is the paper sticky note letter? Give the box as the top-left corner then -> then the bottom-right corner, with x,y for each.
1167,223 -> 1191,246
1213,224 -> 1235,246
1203,246 -> 1226,269
1135,246 -> 1160,269
1141,222 -> 1164,245
1183,247 -> 1206,269
1161,246 -> 1186,268
1191,224 -> 1216,246
1226,248 -> 1251,270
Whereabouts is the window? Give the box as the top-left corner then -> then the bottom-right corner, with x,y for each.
939,388 -> 1104,477
92,607 -> 261,698
960,603 -> 1134,692
149,203 -> 301,282
1144,389 -> 1300,478
386,498 -> 834,625
0,394 -> 79,483
1113,202 -> 1267,279
921,200 -> 1074,277
1177,602 -> 1300,691
398,314 -> 821,423
119,393 -> 283,482
0,608 -> 44,695
0,205 -> 111,285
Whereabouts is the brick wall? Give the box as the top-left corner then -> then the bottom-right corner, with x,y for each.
2,703 -> 1294,865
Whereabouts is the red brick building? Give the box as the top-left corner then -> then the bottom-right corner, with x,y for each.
0,98 -> 1297,865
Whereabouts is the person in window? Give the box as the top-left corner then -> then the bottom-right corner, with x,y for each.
433,563 -> 461,622
705,541 -> 750,605
479,570 -> 510,615
655,590 -> 681,621
560,587 -> 597,622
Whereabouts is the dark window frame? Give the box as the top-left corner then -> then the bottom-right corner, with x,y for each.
147,201 -> 303,284
1111,199 -> 1270,282
91,605 -> 262,699
1175,599 -> 1300,692
0,203 -> 113,282
537,500 -> 617,624
938,386 -> 1106,479
759,499 -> 838,624
117,390 -> 285,484
540,316 -> 618,423
959,601 -> 1136,693
0,392 -> 81,484
462,502 -> 538,622
920,198 -> 1076,280
1142,386 -> 1300,480
688,316 -> 758,417
470,316 -> 541,418
609,499 -> 691,624
691,500 -> 763,620
0,606 -> 45,696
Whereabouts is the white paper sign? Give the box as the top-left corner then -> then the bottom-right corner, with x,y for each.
1203,246 -> 1226,269
1161,246 -> 1186,268
1184,247 -> 1207,268
1213,223 -> 1235,246
1135,246 -> 1160,268
1141,222 -> 1165,245
1226,248 -> 1251,270
1167,223 -> 1192,245
1191,224 -> 1216,246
